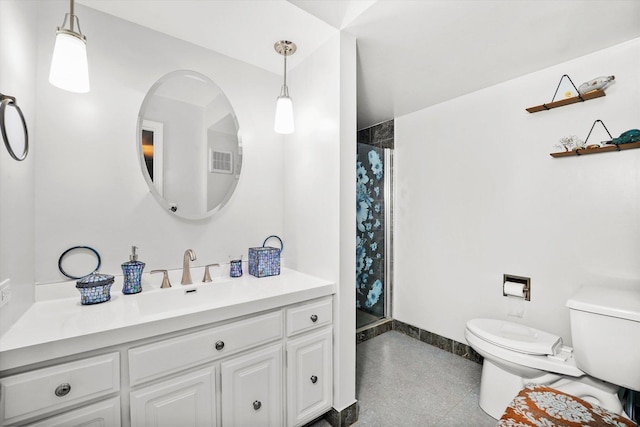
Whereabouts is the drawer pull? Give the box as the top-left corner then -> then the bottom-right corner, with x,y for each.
215,340 -> 225,351
310,314 -> 318,323
54,383 -> 72,397
310,375 -> 318,384
253,400 -> 262,411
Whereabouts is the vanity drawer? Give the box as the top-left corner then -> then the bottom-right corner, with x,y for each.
129,310 -> 283,385
286,298 -> 332,337
0,352 -> 120,425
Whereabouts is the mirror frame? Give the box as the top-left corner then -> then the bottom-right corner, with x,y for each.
136,70 -> 242,220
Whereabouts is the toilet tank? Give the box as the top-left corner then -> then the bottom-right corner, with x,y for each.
566,286 -> 640,391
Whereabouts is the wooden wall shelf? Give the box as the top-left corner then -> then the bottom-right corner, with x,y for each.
526,90 -> 606,113
550,141 -> 640,158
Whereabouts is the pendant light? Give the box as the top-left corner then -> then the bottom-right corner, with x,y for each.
274,40 -> 296,134
49,0 -> 90,93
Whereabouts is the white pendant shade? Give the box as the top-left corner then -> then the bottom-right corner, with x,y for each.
49,31 -> 90,93
274,95 -> 294,134
273,41 -> 296,134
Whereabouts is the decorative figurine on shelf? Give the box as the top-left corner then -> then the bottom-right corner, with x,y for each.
611,129 -> 640,145
556,135 -> 585,152
578,75 -> 615,95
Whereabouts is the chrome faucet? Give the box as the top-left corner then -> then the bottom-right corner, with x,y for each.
181,249 -> 197,285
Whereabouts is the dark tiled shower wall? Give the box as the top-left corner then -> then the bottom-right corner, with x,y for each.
357,120 -> 394,149
356,319 -> 483,365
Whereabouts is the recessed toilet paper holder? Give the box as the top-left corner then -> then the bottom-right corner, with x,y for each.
503,274 -> 531,301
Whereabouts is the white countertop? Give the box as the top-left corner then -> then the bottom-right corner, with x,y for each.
0,268 -> 335,371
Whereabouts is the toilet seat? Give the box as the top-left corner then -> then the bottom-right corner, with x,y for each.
466,318 -> 563,356
465,325 -> 584,377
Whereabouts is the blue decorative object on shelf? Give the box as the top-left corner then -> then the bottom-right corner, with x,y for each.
612,129 -> 640,145
248,235 -> 283,278
230,259 -> 243,277
121,246 -> 145,294
76,272 -> 114,305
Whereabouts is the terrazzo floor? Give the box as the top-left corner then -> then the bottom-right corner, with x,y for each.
311,330 -> 496,426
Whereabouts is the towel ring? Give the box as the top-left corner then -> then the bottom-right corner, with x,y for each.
58,246 -> 102,279
0,93 -> 29,162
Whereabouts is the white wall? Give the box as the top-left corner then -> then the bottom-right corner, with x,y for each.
0,0 -> 37,335
284,32 -> 357,411
33,1 -> 284,283
394,38 -> 640,345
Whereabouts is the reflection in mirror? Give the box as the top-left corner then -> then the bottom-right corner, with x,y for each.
137,70 -> 242,220
142,120 -> 164,196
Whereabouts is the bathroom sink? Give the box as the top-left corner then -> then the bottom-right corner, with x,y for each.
136,277 -> 234,316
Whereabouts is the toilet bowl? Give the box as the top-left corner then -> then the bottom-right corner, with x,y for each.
465,285 -> 640,420
465,318 -> 621,419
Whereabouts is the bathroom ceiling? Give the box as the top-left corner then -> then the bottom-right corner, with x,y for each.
78,0 -> 640,129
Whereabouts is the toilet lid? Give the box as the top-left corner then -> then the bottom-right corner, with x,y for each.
467,318 -> 563,355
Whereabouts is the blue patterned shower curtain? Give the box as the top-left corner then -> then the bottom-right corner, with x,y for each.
356,143 -> 386,318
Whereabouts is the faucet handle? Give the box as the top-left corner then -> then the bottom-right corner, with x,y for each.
150,270 -> 172,288
203,264 -> 220,283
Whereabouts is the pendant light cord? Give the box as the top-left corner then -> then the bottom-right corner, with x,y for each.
281,51 -> 289,97
70,0 -> 75,32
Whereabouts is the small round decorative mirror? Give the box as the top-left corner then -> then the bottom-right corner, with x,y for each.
137,70 -> 242,220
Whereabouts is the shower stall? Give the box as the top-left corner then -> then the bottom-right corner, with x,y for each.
356,120 -> 394,330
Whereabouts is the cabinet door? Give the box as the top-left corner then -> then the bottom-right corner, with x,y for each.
25,397 -> 121,427
287,328 -> 332,427
130,367 -> 216,427
221,344 -> 282,427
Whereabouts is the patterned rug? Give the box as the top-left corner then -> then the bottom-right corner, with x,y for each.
499,384 -> 637,427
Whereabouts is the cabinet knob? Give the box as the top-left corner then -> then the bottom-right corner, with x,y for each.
310,314 -> 318,323
54,383 -> 71,397
253,400 -> 262,411
310,375 -> 318,384
215,340 -> 225,351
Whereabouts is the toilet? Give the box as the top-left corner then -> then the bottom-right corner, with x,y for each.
465,285 -> 640,420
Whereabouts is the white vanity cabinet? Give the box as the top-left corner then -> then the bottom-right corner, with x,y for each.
127,297 -> 332,427
0,277 -> 335,427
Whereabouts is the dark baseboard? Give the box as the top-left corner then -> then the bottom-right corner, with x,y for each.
322,401 -> 359,427
356,318 -> 393,344
356,317 -> 483,365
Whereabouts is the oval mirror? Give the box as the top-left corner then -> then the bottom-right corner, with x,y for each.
137,70 -> 242,220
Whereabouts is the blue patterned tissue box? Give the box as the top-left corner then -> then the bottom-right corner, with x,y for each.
248,235 -> 283,278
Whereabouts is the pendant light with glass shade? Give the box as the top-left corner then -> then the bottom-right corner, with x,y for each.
274,40 -> 296,134
49,0 -> 90,93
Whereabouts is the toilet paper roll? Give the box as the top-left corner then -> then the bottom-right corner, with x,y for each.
506,295 -> 526,318
503,281 -> 526,298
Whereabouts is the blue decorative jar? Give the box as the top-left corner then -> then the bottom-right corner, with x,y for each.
121,246 -> 145,294
76,272 -> 114,305
230,259 -> 243,277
